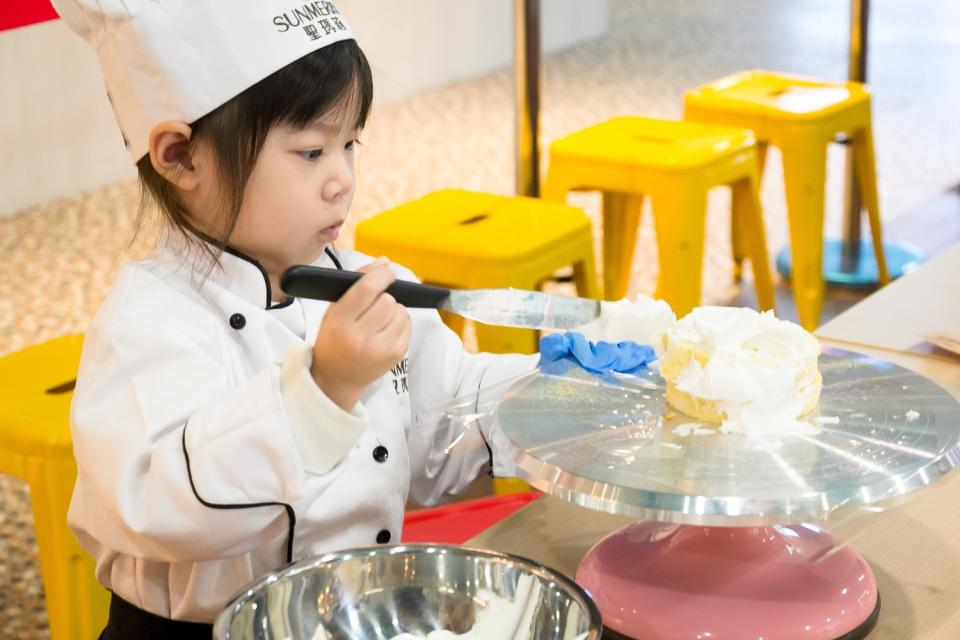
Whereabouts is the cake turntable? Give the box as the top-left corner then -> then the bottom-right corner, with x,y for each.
489,348 -> 960,639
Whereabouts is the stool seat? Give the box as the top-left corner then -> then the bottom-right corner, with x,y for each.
550,116 -> 757,170
0,334 -> 80,468
544,116 -> 776,316
687,70 -> 870,120
685,70 -> 890,329
0,335 -> 108,639
356,189 -> 599,354
356,189 -> 595,279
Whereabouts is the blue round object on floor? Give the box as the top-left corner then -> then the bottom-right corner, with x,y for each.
776,239 -> 925,287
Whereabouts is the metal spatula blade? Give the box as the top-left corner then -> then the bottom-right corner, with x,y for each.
281,265 -> 600,330
445,288 -> 599,330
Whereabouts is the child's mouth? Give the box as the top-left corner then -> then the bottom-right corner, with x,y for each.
318,223 -> 342,241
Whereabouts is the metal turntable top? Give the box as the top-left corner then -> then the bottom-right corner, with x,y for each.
494,348 -> 960,526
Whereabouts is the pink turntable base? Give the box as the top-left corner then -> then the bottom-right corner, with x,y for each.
576,522 -> 879,640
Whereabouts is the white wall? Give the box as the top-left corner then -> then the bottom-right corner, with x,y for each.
1,19 -> 136,216
0,0 -> 608,216
341,0 -> 609,102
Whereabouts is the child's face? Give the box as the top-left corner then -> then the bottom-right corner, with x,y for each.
227,119 -> 359,275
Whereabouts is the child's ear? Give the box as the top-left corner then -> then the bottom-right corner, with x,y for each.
148,121 -> 201,190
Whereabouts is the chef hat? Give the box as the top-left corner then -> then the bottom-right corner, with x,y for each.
51,1 -> 356,162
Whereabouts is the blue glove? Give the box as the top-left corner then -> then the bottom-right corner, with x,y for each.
538,332 -> 656,376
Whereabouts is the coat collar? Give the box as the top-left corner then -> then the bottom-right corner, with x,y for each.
158,232 -> 343,310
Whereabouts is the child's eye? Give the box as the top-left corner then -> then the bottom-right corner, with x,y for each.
345,139 -> 359,151
299,148 -> 323,161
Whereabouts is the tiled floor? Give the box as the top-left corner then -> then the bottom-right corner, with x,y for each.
1,0 -> 959,636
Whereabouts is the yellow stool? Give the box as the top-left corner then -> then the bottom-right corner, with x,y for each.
355,189 -> 600,355
543,116 -> 776,318
684,70 -> 890,329
0,335 -> 108,639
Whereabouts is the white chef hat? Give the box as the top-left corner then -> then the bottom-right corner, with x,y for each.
52,0 -> 356,162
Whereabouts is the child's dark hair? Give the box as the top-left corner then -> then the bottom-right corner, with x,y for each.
135,39 -> 373,258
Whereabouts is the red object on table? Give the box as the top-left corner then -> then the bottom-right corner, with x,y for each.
1,1 -> 58,33
402,491 -> 541,544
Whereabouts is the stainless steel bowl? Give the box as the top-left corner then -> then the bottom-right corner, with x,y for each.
214,544 -> 602,640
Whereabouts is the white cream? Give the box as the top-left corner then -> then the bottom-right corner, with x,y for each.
668,306 -> 821,437
577,296 -> 677,355
668,306 -> 819,362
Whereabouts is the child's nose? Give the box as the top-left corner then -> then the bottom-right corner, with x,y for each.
322,155 -> 354,201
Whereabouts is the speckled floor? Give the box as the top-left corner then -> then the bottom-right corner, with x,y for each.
2,0 -> 959,636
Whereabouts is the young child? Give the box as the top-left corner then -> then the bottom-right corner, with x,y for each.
52,1 -> 537,636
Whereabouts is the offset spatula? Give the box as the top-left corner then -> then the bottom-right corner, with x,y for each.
281,265 -> 600,330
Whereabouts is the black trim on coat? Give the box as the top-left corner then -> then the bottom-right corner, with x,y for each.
183,231 -> 277,310
268,297 -> 296,310
189,230 -> 344,308
181,425 -> 296,565
219,245 -> 345,309
218,245 -> 280,310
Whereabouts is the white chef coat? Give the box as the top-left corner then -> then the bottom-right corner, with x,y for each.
68,237 -> 537,622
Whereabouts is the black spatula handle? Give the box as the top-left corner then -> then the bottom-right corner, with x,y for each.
281,265 -> 452,309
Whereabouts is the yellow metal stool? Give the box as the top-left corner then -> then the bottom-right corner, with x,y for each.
543,116 -> 776,319
0,335 -> 108,640
355,189 -> 600,355
683,69 -> 891,330
357,190 -> 599,496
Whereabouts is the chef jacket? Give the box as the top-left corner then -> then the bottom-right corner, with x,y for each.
69,237 -> 537,622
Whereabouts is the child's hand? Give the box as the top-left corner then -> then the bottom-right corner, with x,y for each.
311,258 -> 412,410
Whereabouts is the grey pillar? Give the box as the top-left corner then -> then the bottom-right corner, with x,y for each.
840,0 -> 869,272
514,0 -> 541,197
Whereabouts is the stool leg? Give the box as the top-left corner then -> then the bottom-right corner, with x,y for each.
731,141 -> 769,281
601,192 -> 644,300
651,183 -> 707,318
731,175 -> 776,313
28,458 -> 109,640
852,123 -> 891,285
571,239 -> 601,300
730,185 -> 748,282
780,133 -> 828,331
492,478 -> 531,495
756,141 -> 769,182
542,166 -> 574,203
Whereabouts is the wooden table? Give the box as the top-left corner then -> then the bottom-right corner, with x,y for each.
469,244 -> 960,639
816,242 -> 960,358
